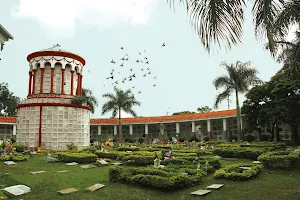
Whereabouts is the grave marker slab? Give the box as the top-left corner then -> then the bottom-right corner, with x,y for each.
206,184 -> 224,190
190,189 -> 211,196
239,167 -> 252,170
30,171 -> 46,174
86,183 -> 105,192
30,152 -> 37,155
81,164 -> 96,169
66,162 -> 78,166
98,160 -> 108,165
57,188 -> 78,195
253,161 -> 262,164
112,162 -> 123,166
4,161 -> 16,165
56,170 -> 68,173
3,185 -> 30,196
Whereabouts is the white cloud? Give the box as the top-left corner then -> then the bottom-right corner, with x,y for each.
12,0 -> 159,38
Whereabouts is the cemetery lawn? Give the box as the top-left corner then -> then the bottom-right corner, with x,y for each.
0,156 -> 300,200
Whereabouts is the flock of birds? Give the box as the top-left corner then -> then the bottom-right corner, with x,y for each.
103,42 -> 166,94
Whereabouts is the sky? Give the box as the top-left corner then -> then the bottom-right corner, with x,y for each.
0,0 -> 285,118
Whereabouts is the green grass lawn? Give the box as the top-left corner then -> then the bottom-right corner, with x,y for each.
0,155 -> 300,200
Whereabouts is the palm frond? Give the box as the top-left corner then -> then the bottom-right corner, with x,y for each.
213,75 -> 232,90
214,88 -> 231,109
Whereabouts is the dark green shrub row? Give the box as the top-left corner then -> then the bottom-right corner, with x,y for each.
58,152 -> 97,163
95,151 -> 120,159
109,166 -> 203,190
13,144 -> 28,152
117,147 -> 140,151
121,155 -> 154,166
213,148 -> 266,160
258,151 -> 300,170
214,163 -> 262,181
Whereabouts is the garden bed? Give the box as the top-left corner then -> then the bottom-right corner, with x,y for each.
258,151 -> 300,170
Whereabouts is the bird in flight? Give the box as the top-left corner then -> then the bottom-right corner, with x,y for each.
145,61 -> 149,64
115,81 -> 119,84
138,91 -> 141,94
136,60 -> 139,63
125,53 -> 128,56
161,42 -> 166,47
132,73 -> 136,78
141,68 -> 144,71
111,60 -> 116,64
148,72 -> 151,75
130,68 -> 133,71
143,74 -> 147,77
154,76 -> 157,79
139,52 -> 141,55
144,57 -> 148,60
153,84 -> 156,87
121,57 -> 125,61
125,57 -> 129,61
132,86 -> 135,89
147,67 -> 150,70
121,47 -> 124,50
106,76 -> 113,79
120,63 -> 124,67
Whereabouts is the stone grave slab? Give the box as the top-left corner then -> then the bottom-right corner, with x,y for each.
57,188 -> 78,195
112,162 -> 123,166
239,167 -> 252,170
56,170 -> 68,173
190,189 -> 211,196
30,152 -> 37,155
206,184 -> 224,190
253,161 -> 262,164
98,160 -> 108,165
86,183 -> 105,192
81,164 -> 96,169
181,172 -> 188,176
3,185 -> 30,196
214,155 -> 222,159
30,171 -> 46,174
4,161 -> 16,165
66,162 -> 78,166
126,151 -> 132,153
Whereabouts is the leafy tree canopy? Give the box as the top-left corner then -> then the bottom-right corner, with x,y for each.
0,82 -> 21,116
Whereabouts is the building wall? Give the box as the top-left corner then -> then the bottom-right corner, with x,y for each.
16,99 -> 90,149
0,124 -> 13,143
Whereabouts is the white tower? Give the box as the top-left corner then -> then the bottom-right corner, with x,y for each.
16,44 -> 91,149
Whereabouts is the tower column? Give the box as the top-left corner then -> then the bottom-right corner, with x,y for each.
61,68 -> 65,95
32,69 -> 37,94
28,71 -> 33,96
40,68 -> 45,94
76,72 -> 80,96
70,70 -> 74,95
50,68 -> 54,94
79,74 -> 83,96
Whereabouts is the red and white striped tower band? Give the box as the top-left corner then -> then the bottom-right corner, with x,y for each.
16,44 -> 91,149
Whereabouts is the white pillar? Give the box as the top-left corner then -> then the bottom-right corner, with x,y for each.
97,125 -> 101,135
176,123 -> 180,134
240,117 -> 243,130
191,121 -> 195,133
129,125 -> 133,135
207,120 -> 211,132
114,125 -> 117,135
223,119 -> 227,131
145,124 -> 148,135
13,125 -> 17,136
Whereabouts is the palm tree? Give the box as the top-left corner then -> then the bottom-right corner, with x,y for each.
102,86 -> 141,142
71,88 -> 98,113
213,61 -> 263,140
167,0 -> 299,53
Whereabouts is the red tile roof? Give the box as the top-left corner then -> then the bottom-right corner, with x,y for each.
0,116 -> 17,123
0,109 -> 237,125
90,109 -> 237,125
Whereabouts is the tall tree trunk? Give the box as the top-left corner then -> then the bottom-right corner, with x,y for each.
118,107 -> 123,142
235,90 -> 242,141
290,124 -> 299,142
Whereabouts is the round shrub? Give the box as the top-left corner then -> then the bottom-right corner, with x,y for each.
214,163 -> 262,181
258,151 -> 300,170
245,134 -> 255,142
13,144 -> 28,152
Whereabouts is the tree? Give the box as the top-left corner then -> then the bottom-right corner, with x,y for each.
71,88 -> 98,113
197,106 -> 212,113
0,82 -> 21,116
167,0 -> 299,53
213,61 -> 263,140
242,67 -> 300,142
101,86 -> 141,142
172,111 -> 196,115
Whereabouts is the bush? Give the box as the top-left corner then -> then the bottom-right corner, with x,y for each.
124,138 -> 134,143
66,142 -> 77,150
0,154 -> 28,162
138,138 -> 144,144
13,144 -> 28,152
228,135 -> 238,141
261,134 -> 269,141
203,137 -> 210,142
95,151 -> 121,159
58,152 -> 97,163
189,135 -> 199,142
121,155 -> 154,166
214,163 -> 262,181
213,147 -> 266,160
245,135 -> 255,142
258,151 -> 300,170
109,166 -> 203,190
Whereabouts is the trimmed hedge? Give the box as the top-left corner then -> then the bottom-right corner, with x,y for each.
0,155 -> 28,162
58,152 -> 97,163
213,147 -> 266,160
13,144 -> 28,152
214,163 -> 262,181
109,166 -> 203,190
121,155 -> 154,166
258,151 -> 300,170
